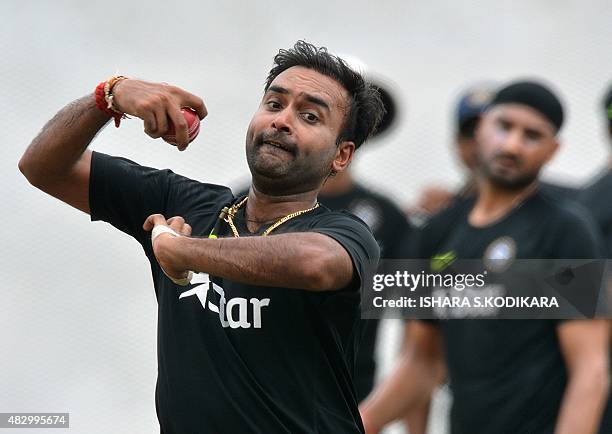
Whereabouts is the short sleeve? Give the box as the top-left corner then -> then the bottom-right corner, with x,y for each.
543,203 -> 607,325
549,204 -> 605,260
90,151 -> 235,251
89,151 -> 174,245
310,211 -> 380,291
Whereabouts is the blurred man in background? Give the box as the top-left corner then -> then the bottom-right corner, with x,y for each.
580,85 -> 612,254
318,164 -> 412,403
412,83 -> 578,223
578,83 -> 612,434
317,82 -> 413,404
361,80 -> 610,434
412,84 -> 494,219
398,85 -> 498,434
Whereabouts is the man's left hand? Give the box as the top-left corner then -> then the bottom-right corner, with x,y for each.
143,214 -> 193,283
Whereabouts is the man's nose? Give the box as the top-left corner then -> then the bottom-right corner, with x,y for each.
271,109 -> 293,134
500,129 -> 522,154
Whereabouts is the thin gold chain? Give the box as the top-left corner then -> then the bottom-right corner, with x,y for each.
224,197 -> 319,237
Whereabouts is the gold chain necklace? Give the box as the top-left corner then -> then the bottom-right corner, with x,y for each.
221,197 -> 320,237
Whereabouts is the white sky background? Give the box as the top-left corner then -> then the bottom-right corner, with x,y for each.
1,1 -> 610,433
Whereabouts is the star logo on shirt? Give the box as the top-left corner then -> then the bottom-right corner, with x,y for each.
178,273 -> 270,329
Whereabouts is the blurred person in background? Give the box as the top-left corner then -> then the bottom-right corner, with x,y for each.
578,83 -> 612,434
398,85 -> 506,434
360,80 -> 610,434
579,85 -> 612,255
411,84 -> 495,219
317,162 -> 416,423
399,82 -> 587,434
317,82 -> 414,405
411,83 -> 578,223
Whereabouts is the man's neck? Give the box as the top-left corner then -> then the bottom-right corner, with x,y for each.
319,170 -> 355,197
469,179 -> 538,227
245,185 -> 319,232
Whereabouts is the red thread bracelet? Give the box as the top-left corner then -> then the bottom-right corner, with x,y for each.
94,77 -> 127,128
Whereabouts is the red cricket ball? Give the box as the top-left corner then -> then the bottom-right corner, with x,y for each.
162,107 -> 200,146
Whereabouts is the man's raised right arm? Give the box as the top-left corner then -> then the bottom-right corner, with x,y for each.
18,95 -> 108,214
18,79 -> 207,214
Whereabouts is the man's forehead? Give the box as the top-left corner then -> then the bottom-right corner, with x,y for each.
268,66 -> 349,111
488,104 -> 555,133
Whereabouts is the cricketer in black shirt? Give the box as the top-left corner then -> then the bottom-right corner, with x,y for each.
360,80 -> 610,434
580,84 -> 612,434
580,169 -> 612,256
20,41 -> 387,434
580,169 -> 612,434
90,151 -> 379,433
415,189 -> 603,434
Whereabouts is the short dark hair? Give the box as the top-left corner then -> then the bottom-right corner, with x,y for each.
458,117 -> 480,139
265,40 -> 385,149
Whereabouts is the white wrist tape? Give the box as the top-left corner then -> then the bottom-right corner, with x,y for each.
166,270 -> 193,287
151,224 -> 179,242
151,224 -> 194,286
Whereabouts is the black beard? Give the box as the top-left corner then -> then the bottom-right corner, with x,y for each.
480,160 -> 539,191
245,131 -> 333,196
477,152 -> 539,191
487,171 -> 538,191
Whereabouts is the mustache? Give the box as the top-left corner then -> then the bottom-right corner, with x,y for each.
493,153 -> 522,166
255,131 -> 297,155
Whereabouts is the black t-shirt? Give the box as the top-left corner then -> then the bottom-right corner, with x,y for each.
580,169 -> 612,257
416,188 -> 603,434
578,168 -> 612,434
318,184 -> 413,401
539,180 -> 579,201
89,151 -> 380,434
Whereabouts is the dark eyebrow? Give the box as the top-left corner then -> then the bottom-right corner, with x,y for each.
304,94 -> 330,112
524,127 -> 543,138
266,85 -> 330,112
496,116 -> 512,126
267,85 -> 289,95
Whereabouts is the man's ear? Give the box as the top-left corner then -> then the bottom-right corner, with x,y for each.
330,141 -> 356,174
544,137 -> 560,163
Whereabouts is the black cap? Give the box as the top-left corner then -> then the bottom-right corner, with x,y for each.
489,80 -> 564,132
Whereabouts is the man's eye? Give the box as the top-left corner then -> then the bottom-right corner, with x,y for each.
302,112 -> 319,123
497,120 -> 511,131
525,131 -> 542,141
266,101 -> 281,110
